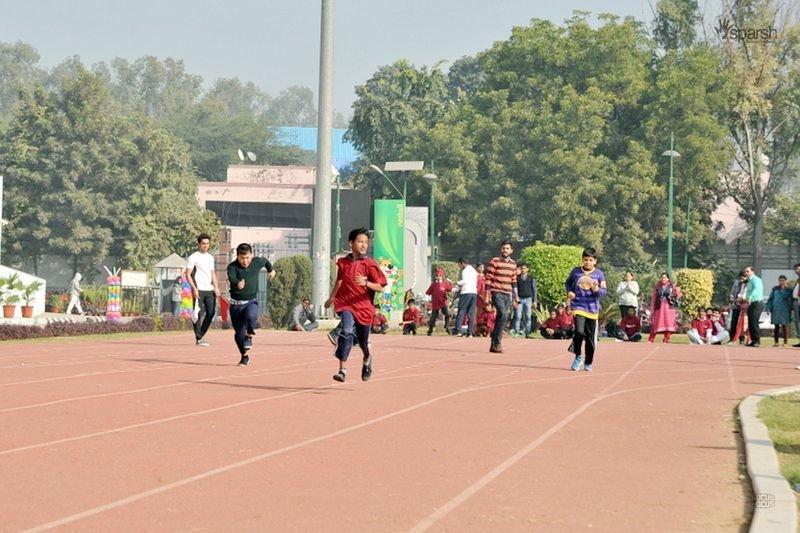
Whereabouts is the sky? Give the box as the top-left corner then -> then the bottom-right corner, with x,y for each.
0,0 -> 722,115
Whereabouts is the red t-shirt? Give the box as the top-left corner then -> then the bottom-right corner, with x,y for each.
426,280 -> 452,310
402,307 -> 420,324
334,254 -> 388,325
691,318 -> 712,337
620,315 -> 641,337
543,317 -> 561,330
559,312 -> 574,329
482,310 -> 497,331
371,312 -> 387,328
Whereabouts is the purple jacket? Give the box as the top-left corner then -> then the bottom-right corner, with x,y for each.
565,266 -> 607,318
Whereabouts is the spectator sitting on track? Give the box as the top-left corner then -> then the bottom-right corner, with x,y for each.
540,309 -> 564,339
687,307 -> 712,345
557,304 -> 575,339
288,298 -> 318,332
400,299 -> 420,335
708,308 -> 731,345
476,303 -> 496,337
371,304 -> 388,334
618,307 -> 642,342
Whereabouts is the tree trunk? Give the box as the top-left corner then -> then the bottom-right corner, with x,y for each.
752,210 -> 764,273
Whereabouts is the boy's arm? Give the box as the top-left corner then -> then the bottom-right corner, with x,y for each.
227,263 -> 244,291
212,266 -> 220,297
260,258 -> 277,280
185,257 -> 199,298
324,279 -> 343,308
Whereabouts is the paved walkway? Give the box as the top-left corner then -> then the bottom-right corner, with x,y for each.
0,331 -> 798,531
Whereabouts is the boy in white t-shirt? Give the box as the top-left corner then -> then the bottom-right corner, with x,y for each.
185,233 -> 220,346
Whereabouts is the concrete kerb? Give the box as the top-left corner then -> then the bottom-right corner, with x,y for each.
738,385 -> 800,533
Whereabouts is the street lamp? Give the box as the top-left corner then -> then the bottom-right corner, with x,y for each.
369,164 -> 405,199
421,173 -> 438,265
661,132 -> 681,275
332,165 -> 342,252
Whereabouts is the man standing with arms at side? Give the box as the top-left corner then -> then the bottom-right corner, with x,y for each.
744,266 -> 764,348
485,240 -> 517,353
186,233 -> 220,347
513,263 -> 538,338
453,258 -> 479,337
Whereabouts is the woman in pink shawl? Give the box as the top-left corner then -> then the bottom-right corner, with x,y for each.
648,273 -> 682,343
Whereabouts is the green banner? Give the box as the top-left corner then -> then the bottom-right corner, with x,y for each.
373,199 -> 405,313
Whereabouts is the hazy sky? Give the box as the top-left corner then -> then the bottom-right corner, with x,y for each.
0,1 -> 720,115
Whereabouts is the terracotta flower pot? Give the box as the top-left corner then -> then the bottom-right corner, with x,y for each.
3,305 -> 16,318
21,306 -> 33,318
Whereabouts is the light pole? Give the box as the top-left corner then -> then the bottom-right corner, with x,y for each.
369,164 -> 405,199
661,133 -> 681,276
684,196 -> 691,268
422,173 -> 438,266
332,165 -> 341,253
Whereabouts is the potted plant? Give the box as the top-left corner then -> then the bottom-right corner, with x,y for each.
1,274 -> 23,318
21,280 -> 43,318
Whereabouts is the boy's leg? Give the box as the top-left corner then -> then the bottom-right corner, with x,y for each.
465,294 -> 477,336
354,320 -> 373,380
334,311 -> 356,362
199,291 -> 216,340
442,306 -> 450,333
523,298 -> 533,335
427,309 -> 439,335
570,315 -> 586,369
454,296 -> 467,335
583,317 -> 598,366
229,304 -> 247,356
630,332 -> 642,342
687,329 -> 702,344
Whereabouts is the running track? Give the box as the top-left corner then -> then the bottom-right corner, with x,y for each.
1,330 -> 798,531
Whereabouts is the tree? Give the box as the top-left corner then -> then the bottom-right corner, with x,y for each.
652,0 -> 701,50
264,86 -> 318,127
0,67 -> 219,273
0,41 -> 46,122
205,77 -> 271,117
716,0 -> 800,271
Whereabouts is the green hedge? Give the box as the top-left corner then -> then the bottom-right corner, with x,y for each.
519,243 -> 583,308
266,255 -> 336,327
674,268 -> 714,320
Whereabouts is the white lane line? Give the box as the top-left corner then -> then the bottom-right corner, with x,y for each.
409,345 -> 660,532
22,369 -> 520,533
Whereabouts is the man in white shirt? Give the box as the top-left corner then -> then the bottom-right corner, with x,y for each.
186,233 -> 220,346
453,257 -> 479,337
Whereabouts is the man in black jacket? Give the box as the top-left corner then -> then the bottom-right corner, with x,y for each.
513,263 -> 538,338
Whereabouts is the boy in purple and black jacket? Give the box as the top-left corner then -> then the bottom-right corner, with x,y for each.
565,247 -> 607,372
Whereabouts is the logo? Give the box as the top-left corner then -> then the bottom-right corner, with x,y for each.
715,17 -> 777,42
755,493 -> 775,509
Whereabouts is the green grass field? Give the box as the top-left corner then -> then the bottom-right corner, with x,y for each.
758,391 -> 800,515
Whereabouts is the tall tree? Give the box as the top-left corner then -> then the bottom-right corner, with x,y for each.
0,41 -> 46,122
716,0 -> 800,270
0,67 -> 219,273
653,0 -> 701,50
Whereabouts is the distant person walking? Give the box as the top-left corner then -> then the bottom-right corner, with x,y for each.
65,272 -> 85,315
453,258 -> 479,337
648,273 -> 682,343
186,233 -> 220,347
513,263 -> 538,338
743,266 -> 764,347
766,275 -> 791,347
485,240 -> 517,353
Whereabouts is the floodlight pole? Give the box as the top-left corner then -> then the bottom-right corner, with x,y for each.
311,0 -> 334,316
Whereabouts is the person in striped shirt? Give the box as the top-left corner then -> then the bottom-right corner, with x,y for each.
485,240 -> 517,353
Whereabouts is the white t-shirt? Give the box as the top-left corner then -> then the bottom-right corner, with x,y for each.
186,251 -> 215,291
458,265 -> 478,295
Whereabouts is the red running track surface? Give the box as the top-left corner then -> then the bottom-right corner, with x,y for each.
1,330 -> 798,532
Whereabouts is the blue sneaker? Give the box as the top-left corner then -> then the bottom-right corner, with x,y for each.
584,364 -> 592,372
570,355 -> 583,371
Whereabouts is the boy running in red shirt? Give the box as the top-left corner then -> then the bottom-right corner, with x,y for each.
425,268 -> 452,335
324,228 -> 387,382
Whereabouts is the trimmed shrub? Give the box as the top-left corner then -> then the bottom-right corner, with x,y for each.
675,268 -> 714,320
433,261 -> 460,284
519,243 -> 583,308
267,255 -> 312,327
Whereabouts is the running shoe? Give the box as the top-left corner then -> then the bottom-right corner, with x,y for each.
238,355 -> 249,366
361,356 -> 373,381
333,369 -> 346,382
584,364 -> 592,372
196,339 -> 209,347
570,355 -> 583,371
